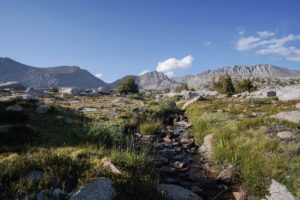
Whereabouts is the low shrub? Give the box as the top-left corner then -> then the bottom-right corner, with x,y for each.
140,123 -> 161,135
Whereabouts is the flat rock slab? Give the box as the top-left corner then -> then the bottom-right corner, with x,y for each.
271,110 -> 300,124
277,85 -> 300,101
266,180 -> 297,200
70,177 -> 115,200
296,103 -> 300,109
80,107 -> 97,112
276,131 -> 295,139
157,184 -> 203,200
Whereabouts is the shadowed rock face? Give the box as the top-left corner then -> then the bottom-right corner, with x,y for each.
173,64 -> 300,87
0,57 -> 108,89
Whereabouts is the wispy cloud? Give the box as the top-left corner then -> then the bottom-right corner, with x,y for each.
235,31 -> 300,62
205,41 -> 212,46
139,69 -> 150,76
95,73 -> 103,78
156,55 -> 193,77
257,31 -> 275,38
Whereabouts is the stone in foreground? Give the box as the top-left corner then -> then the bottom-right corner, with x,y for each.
271,110 -> 300,124
157,184 -> 203,200
70,177 -> 115,200
266,180 -> 296,200
198,134 -> 214,159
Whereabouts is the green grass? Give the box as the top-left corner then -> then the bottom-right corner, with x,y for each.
140,123 -> 161,135
185,98 -> 300,198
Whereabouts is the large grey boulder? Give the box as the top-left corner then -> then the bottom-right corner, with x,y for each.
70,177 -> 115,200
184,91 -> 198,100
182,96 -> 201,110
276,131 -> 295,139
6,104 -> 24,112
0,81 -> 25,90
296,103 -> 300,109
198,134 -> 214,159
36,105 -> 51,114
61,88 -> 80,96
157,184 -> 203,200
26,87 -> 51,98
266,180 -> 297,200
271,110 -> 300,124
98,86 -> 110,94
277,85 -> 300,101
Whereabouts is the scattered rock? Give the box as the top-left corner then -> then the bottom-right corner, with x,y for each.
80,107 -> 97,112
217,169 -> 232,183
6,104 -> 24,112
65,118 -> 74,124
102,160 -> 121,175
61,87 -> 80,96
98,87 -> 110,94
70,177 -> 115,200
271,110 -> 300,124
156,184 -> 203,200
267,91 -> 276,97
277,85 -> 300,101
266,179 -> 297,200
0,81 -> 26,90
198,134 -> 214,159
182,96 -> 202,110
276,131 -> 295,139
36,105 -> 51,114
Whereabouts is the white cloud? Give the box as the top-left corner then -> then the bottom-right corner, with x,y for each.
238,30 -> 245,36
257,31 -> 275,38
156,55 -> 193,78
139,69 -> 150,76
164,71 -> 175,78
235,31 -> 300,62
156,55 -> 193,72
205,41 -> 212,46
95,73 -> 103,78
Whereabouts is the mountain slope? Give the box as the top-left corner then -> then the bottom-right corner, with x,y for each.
0,57 -> 108,88
109,71 -> 181,90
173,64 -> 300,87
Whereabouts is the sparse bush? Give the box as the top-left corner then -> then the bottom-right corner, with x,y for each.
50,87 -> 59,93
140,123 -> 161,135
154,99 -> 179,117
164,88 -> 170,93
212,75 -> 235,95
235,79 -> 255,93
117,77 -> 139,95
174,83 -> 189,93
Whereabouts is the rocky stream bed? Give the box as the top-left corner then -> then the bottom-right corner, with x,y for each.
137,113 -> 237,200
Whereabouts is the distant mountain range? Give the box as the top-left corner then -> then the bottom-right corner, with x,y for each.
1,57 -> 300,90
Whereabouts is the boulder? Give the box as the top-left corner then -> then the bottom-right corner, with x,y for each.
22,94 -> 37,100
266,180 -> 296,200
267,91 -> 276,97
98,87 -> 110,94
70,177 -> 115,200
36,105 -> 51,114
61,88 -> 80,96
277,85 -> 300,101
198,134 -> 214,159
182,96 -> 201,110
0,81 -> 25,90
156,184 -> 203,200
296,103 -> 300,109
102,160 -> 121,175
276,131 -> 295,139
6,104 -> 24,112
184,91 -> 198,100
80,107 -> 97,112
26,87 -> 51,98
271,110 -> 300,124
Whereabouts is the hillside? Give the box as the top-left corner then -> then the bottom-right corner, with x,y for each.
0,57 -> 108,88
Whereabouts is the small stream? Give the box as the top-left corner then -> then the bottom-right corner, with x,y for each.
145,113 -> 236,200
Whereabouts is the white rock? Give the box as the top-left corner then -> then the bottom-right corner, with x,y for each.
61,87 -> 80,96
36,105 -> 51,114
198,134 -> 214,159
266,179 -> 296,200
70,177 -> 115,200
182,96 -> 201,110
276,131 -> 295,139
102,160 -> 121,175
271,110 -> 300,124
296,103 -> 300,109
80,107 -> 97,112
277,85 -> 300,101
157,184 -> 203,200
6,104 -> 24,112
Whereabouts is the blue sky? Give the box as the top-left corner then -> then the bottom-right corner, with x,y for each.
0,0 -> 300,82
